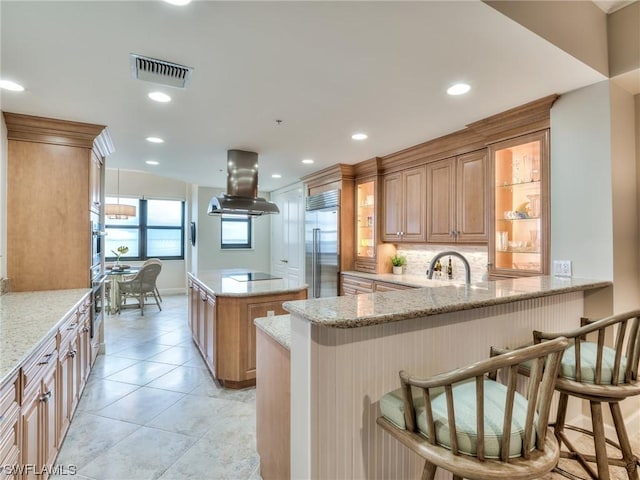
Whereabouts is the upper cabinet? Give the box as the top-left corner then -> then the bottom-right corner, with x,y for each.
382,165 -> 427,243
488,130 -> 549,278
3,112 -> 113,291
426,150 -> 487,243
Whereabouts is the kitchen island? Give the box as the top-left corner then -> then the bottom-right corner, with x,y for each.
283,276 -> 611,480
187,269 -> 306,389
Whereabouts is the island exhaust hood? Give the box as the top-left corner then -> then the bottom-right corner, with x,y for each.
208,150 -> 280,216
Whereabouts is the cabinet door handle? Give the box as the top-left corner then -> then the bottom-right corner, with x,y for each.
68,350 -> 76,358
40,391 -> 52,403
37,352 -> 54,366
281,259 -> 288,263
66,323 -> 77,330
82,326 -> 90,333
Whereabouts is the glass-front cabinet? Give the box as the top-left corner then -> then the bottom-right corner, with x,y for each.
356,179 -> 376,262
488,130 -> 549,278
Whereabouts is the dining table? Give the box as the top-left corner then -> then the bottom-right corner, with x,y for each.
105,266 -> 140,314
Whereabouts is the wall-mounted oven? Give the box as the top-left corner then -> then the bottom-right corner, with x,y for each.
91,214 -> 104,269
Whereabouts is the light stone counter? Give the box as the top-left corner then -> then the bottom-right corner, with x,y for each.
0,289 -> 91,386
254,315 -> 291,350
284,276 -> 611,328
188,269 -> 306,297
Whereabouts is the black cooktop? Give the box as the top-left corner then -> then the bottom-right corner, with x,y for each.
227,272 -> 282,282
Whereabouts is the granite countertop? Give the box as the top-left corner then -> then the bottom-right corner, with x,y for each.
342,270 -> 463,288
254,314 -> 291,350
283,276 -> 611,328
189,269 -> 307,297
0,289 -> 91,386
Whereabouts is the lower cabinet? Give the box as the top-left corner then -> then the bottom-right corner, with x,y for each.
341,274 -> 416,295
21,337 -> 59,480
188,275 -> 307,389
0,292 -> 93,480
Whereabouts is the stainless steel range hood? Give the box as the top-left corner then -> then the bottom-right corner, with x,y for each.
207,150 -> 280,216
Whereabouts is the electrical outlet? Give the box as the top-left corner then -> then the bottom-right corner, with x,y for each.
267,310 -> 275,317
553,260 -> 572,277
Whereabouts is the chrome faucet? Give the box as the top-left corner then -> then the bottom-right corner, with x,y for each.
427,251 -> 471,284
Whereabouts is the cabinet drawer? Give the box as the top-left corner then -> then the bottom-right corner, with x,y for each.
341,275 -> 373,290
373,281 -> 413,292
0,374 -> 18,417
22,336 -> 57,397
354,260 -> 377,274
58,311 -> 80,345
0,403 -> 19,473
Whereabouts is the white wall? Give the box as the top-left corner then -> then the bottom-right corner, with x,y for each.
196,186 -> 271,272
551,80 -> 640,313
551,81 -> 614,280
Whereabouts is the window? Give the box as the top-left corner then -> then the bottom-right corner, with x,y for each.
221,214 -> 252,249
105,198 -> 185,260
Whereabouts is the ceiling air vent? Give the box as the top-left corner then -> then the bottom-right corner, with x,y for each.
130,53 -> 193,88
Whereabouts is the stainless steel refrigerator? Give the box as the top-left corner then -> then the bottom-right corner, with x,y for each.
305,190 -> 340,298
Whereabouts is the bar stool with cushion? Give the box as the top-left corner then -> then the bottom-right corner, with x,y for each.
377,337 -> 569,480
533,310 -> 640,480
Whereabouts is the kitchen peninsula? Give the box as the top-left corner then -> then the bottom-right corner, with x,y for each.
187,269 -> 306,388
282,276 -> 611,480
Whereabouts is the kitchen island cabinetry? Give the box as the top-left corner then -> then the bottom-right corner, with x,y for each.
188,271 -> 307,389
426,150 -> 487,244
382,165 -> 427,243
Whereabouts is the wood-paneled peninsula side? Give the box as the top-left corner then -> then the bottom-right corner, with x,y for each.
187,270 -> 307,389
283,276 -> 611,479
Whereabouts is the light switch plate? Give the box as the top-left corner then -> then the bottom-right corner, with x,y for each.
553,260 -> 572,277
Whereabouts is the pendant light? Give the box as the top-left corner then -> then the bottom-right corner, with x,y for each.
105,169 -> 136,219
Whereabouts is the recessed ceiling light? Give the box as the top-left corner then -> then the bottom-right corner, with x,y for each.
164,0 -> 191,5
148,91 -> 171,103
146,137 -> 164,143
446,83 -> 471,96
302,159 -> 314,164
145,160 -> 160,165
0,80 -> 25,92
272,174 -> 282,179
351,133 -> 368,141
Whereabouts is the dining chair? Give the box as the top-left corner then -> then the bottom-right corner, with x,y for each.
377,337 -> 568,480
117,263 -> 162,316
533,310 -> 640,480
141,258 -> 163,302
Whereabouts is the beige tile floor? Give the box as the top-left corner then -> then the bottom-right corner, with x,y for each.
53,295 -> 260,480
54,294 -> 639,480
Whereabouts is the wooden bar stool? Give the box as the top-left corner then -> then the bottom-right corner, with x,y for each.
377,337 -> 568,480
533,310 -> 640,480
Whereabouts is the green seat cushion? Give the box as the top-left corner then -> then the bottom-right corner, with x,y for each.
380,378 -> 535,459
560,342 -> 627,384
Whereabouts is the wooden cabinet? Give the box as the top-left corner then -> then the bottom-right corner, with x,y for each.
188,275 -> 307,389
3,113 -> 113,292
89,150 -> 103,214
341,273 -> 417,295
0,374 -> 20,480
382,165 -> 427,243
426,150 -> 487,243
21,337 -> 59,480
488,130 -> 550,278
256,328 -> 290,480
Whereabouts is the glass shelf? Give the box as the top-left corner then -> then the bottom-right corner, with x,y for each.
356,180 -> 376,259
497,248 -> 540,254
496,180 -> 540,188
497,217 -> 540,222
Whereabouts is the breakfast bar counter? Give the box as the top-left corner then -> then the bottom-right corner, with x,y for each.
284,276 -> 611,480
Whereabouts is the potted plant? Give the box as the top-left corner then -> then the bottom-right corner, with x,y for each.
391,254 -> 406,275
111,245 -> 129,270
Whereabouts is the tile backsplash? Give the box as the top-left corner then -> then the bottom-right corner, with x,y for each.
396,244 -> 488,283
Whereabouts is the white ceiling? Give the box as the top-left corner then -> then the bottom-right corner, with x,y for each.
1,1 -> 606,192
